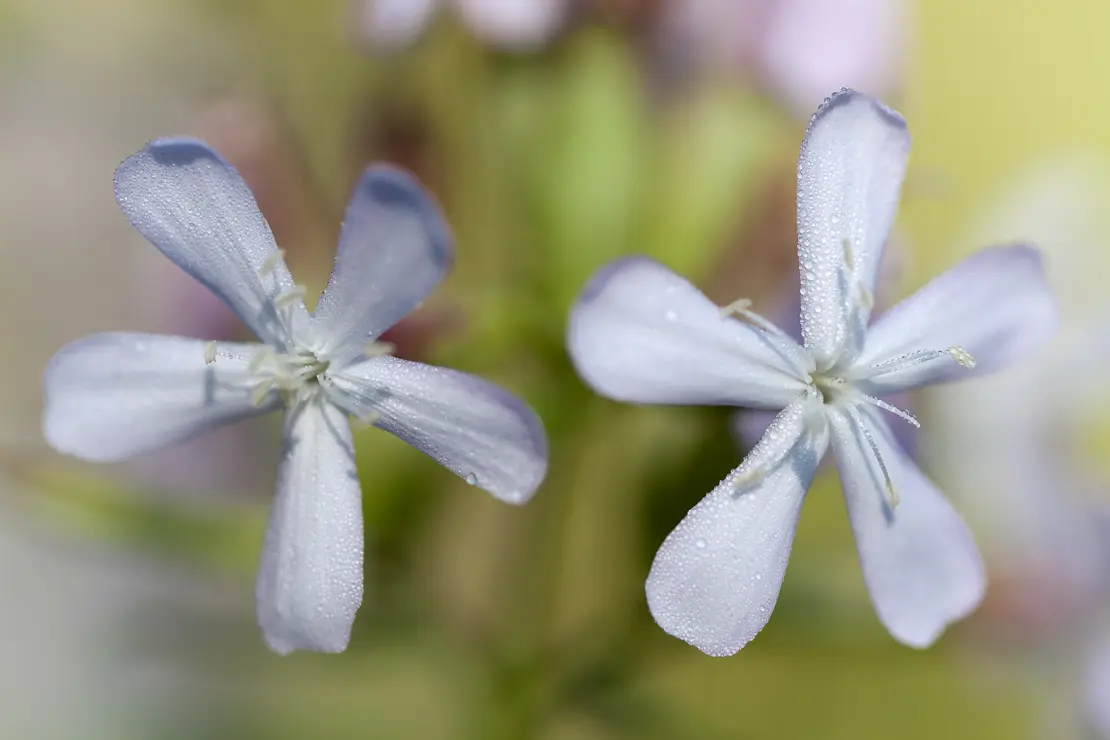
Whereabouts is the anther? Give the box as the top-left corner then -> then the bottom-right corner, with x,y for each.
946,346 -> 976,369
363,341 -> 396,359
842,238 -> 856,270
203,341 -> 217,365
733,466 -> 768,489
259,250 -> 286,280
850,410 -> 899,508
274,285 -> 307,308
863,346 -> 978,379
351,410 -> 382,430
720,299 -> 791,339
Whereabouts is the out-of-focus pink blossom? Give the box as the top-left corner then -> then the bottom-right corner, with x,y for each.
354,0 -> 568,53
658,0 -> 907,116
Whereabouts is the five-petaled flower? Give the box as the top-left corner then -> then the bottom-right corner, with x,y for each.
43,138 -> 549,655
567,89 -> 1057,655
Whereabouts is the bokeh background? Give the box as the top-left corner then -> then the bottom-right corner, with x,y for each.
3,0 -> 1110,738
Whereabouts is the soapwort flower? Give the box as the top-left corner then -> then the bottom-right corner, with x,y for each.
354,0 -> 567,53
567,89 -> 1056,655
43,138 -> 548,654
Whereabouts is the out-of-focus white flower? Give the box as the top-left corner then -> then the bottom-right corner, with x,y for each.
355,0 -> 567,53
43,138 -> 548,654
930,157 -> 1110,737
567,89 -> 1056,655
659,0 -> 906,116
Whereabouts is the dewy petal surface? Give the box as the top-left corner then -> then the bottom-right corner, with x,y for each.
43,333 -> 275,462
313,165 -> 453,365
329,356 -> 547,504
646,397 -> 828,656
568,257 -> 811,409
256,397 -> 364,655
828,405 -> 984,648
797,89 -> 910,367
114,138 -> 308,349
854,245 -> 1057,394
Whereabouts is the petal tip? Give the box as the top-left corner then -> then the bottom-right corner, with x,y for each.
574,255 -> 660,307
808,88 -> 907,135
645,575 -> 748,658
355,163 -> 455,272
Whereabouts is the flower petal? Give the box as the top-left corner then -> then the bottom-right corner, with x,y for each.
353,0 -> 439,52
797,89 -> 910,368
256,398 -> 363,655
828,405 -> 985,647
455,0 -> 565,51
853,245 -> 1057,394
43,333 -> 274,462
114,138 -> 308,348
568,257 -> 811,409
327,356 -> 547,504
646,397 -> 828,656
312,165 -> 453,366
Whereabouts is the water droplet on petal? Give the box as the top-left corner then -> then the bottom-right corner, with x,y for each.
465,473 -> 478,486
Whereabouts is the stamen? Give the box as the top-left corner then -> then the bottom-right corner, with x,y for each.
849,408 -> 899,509
859,393 -> 920,428
733,466 -> 768,488
863,346 -> 978,379
251,379 -> 274,407
841,237 -> 875,312
203,341 -> 217,365
842,238 -> 856,271
363,341 -> 396,358
719,299 -> 792,340
946,346 -> 977,368
259,249 -> 287,280
274,285 -> 307,308
249,346 -> 276,373
350,410 -> 382,430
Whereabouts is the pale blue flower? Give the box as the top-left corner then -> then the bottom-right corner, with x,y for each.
43,139 -> 548,654
567,90 -> 1057,655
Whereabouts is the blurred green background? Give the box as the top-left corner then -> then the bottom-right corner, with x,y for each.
3,0 -> 1110,738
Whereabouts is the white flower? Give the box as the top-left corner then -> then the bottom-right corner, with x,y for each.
567,89 -> 1057,656
355,0 -> 566,53
43,138 -> 549,655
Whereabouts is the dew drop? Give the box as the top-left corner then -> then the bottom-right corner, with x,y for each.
695,538 -> 707,549
465,473 -> 478,486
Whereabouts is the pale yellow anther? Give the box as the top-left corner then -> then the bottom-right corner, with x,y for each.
858,284 -> 874,312
363,341 -> 396,359
203,341 -> 217,365
946,346 -> 977,369
733,466 -> 767,489
259,249 -> 286,279
274,285 -> 307,308
842,238 -> 856,270
351,410 -> 382,430
719,299 -> 753,319
888,481 -> 901,509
